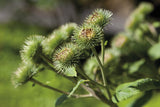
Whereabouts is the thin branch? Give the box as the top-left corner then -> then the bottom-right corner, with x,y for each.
77,67 -> 105,88
80,84 -> 115,106
101,40 -> 105,65
91,47 -> 112,100
147,23 -> 158,37
91,47 -> 106,86
76,94 -> 93,98
145,37 -> 156,45
30,78 -> 69,94
80,84 -> 100,100
39,54 -> 55,70
30,78 -> 92,98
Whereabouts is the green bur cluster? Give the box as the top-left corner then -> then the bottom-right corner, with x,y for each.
12,23 -> 79,86
12,2 -> 160,107
12,8 -> 112,83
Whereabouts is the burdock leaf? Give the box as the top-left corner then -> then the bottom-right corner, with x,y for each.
128,59 -> 145,74
128,91 -> 153,107
55,94 -> 68,107
148,42 -> 160,60
112,78 -> 160,103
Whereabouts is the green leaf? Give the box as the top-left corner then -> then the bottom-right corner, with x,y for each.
55,79 -> 88,106
83,57 -> 97,78
128,59 -> 145,74
55,94 -> 68,107
128,91 -> 152,107
112,78 -> 160,103
148,42 -> 160,60
63,67 -> 77,77
68,79 -> 88,98
104,40 -> 108,46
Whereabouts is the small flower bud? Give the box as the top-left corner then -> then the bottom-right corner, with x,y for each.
53,43 -> 81,75
20,35 -> 45,64
112,33 -> 129,49
84,9 -> 113,27
111,33 -> 135,55
12,63 -> 38,87
72,24 -> 103,49
104,51 -> 115,64
112,32 -> 150,56
42,23 -> 77,57
103,49 -> 120,67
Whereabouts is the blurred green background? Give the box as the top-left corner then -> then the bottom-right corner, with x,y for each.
0,0 -> 160,107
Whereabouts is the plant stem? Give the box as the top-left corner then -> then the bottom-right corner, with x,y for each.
145,37 -> 156,45
30,78 -> 68,94
91,47 -> 112,100
81,84 -> 117,107
30,78 -> 92,98
77,67 -> 117,106
147,23 -> 158,37
39,54 -> 55,69
77,67 -> 105,88
101,40 -> 105,65
91,47 -> 106,86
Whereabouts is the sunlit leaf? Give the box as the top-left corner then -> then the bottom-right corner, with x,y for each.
128,91 -> 152,107
128,59 -> 145,74
148,42 -> 160,60
112,78 -> 160,103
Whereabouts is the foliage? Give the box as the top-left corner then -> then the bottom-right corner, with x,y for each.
112,78 -> 160,103
11,2 -> 160,107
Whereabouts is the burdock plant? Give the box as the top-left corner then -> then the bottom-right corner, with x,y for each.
12,2 -> 160,107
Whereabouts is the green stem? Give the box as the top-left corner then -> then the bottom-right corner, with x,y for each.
30,78 -> 92,98
77,67 -> 117,106
39,54 -> 55,69
145,37 -> 156,45
81,84 -> 117,107
101,40 -> 105,65
91,47 -> 112,100
77,67 -> 105,88
30,78 -> 68,94
91,47 -> 106,86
